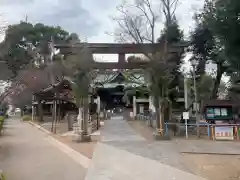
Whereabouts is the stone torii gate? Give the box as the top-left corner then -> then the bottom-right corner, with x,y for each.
55,42 -> 185,68
54,42 -> 187,140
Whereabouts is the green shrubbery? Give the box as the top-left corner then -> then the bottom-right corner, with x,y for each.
0,171 -> 7,180
0,172 -> 6,180
0,116 -> 5,122
0,116 -> 5,135
22,115 -> 31,121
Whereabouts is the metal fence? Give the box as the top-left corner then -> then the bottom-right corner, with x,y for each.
136,113 -> 210,139
164,122 -> 210,139
136,113 -> 240,140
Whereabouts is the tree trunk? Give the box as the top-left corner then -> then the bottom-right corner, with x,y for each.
160,101 -> 165,134
211,65 -> 223,99
154,95 -> 165,136
83,97 -> 89,135
77,107 -> 83,131
154,96 -> 161,130
168,101 -> 172,122
164,101 -> 172,123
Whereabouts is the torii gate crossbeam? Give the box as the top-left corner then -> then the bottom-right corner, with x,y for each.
54,42 -> 187,69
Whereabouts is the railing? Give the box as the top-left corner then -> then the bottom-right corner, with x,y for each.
164,122 -> 210,139
135,113 -> 240,140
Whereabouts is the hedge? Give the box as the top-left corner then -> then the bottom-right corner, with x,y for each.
22,115 -> 31,121
0,170 -> 6,180
0,116 -> 5,122
0,115 -> 5,131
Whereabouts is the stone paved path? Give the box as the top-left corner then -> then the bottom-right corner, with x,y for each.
101,116 -> 145,142
85,116 -> 207,180
0,117 -> 87,180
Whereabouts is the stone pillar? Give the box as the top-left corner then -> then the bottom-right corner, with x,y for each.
149,96 -> 156,113
133,96 -> 136,118
96,96 -> 100,114
139,105 -> 144,114
77,107 -> 83,128
126,97 -> 130,106
96,96 -> 101,129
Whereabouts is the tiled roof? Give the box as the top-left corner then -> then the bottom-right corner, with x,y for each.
204,100 -> 240,107
93,70 -> 146,87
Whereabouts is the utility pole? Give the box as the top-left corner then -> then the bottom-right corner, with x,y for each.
49,36 -> 57,133
184,77 -> 188,110
191,59 -> 200,137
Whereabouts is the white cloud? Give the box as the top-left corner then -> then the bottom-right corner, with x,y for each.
0,0 -> 204,42
84,0 -> 205,61
0,0 -> 100,37
0,0 -> 205,63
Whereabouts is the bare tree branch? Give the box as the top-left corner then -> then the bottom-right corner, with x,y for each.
111,0 -> 161,44
161,0 -> 179,26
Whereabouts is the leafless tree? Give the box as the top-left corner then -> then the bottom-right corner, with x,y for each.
161,0 -> 179,27
4,65 -> 54,109
111,0 -> 180,136
111,0 -> 179,43
111,0 -> 159,43
10,88 -> 33,109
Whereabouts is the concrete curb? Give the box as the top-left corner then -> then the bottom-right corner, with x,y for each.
27,121 -> 91,168
46,136 -> 91,169
27,121 -> 51,134
181,151 -> 240,156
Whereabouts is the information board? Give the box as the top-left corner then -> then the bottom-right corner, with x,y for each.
215,127 -> 234,140
182,112 -> 189,120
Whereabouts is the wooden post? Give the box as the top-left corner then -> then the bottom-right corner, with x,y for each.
54,99 -> 58,134
211,126 -> 215,140
51,103 -> 54,132
235,126 -> 239,140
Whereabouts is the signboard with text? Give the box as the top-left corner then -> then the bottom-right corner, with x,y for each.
182,112 -> 189,120
215,127 -> 234,140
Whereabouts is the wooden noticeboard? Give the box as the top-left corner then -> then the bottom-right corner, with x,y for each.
215,126 -> 234,140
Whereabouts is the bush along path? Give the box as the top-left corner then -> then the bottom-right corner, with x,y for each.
0,115 -> 6,136
22,115 -> 31,122
0,115 -> 7,180
0,170 -> 6,180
